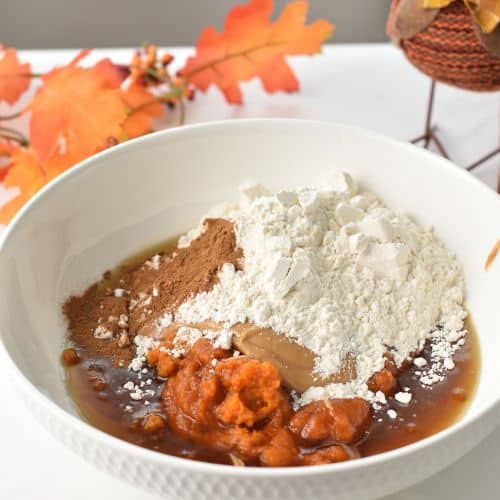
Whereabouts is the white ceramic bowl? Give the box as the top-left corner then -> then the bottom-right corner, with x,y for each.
0,119 -> 498,500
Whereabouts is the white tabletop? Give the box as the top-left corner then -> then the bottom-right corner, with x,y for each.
1,45 -> 499,500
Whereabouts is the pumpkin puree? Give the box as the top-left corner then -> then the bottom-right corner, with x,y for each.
147,338 -> 372,466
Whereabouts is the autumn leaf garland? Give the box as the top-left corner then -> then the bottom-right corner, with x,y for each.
0,0 -> 333,224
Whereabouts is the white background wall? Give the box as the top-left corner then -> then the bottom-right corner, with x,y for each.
3,0 -> 393,48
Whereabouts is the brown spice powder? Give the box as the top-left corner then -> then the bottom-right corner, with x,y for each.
63,218 -> 243,365
126,218 -> 243,333
63,283 -> 132,364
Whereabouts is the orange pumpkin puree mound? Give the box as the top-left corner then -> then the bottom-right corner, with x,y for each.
147,338 -> 372,466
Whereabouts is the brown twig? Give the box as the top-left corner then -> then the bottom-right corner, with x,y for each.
127,87 -> 185,117
182,41 -> 285,79
129,65 -> 171,85
0,72 -> 42,79
0,111 -> 22,121
0,127 -> 29,146
178,99 -> 186,126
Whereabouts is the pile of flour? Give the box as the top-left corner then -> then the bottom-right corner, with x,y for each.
175,172 -> 466,406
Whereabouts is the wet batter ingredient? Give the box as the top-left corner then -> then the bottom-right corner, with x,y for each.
65,320 -> 479,465
63,233 -> 480,467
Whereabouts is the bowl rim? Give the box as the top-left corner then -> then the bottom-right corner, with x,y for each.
0,118 -> 498,477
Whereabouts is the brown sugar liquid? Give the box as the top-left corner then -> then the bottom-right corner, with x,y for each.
360,319 -> 480,457
64,238 -> 481,465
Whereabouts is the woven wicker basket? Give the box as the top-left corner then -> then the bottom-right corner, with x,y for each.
388,0 -> 500,91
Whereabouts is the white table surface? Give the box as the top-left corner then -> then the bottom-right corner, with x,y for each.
0,45 -> 499,500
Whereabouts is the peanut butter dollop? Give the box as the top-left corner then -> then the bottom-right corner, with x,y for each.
154,321 -> 356,392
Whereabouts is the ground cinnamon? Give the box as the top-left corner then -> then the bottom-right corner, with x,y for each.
63,218 -> 243,365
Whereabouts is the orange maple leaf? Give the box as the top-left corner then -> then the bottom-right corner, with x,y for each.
180,0 -> 333,104
94,57 -> 128,88
0,140 -> 14,181
0,139 -> 14,158
0,45 -> 31,105
121,84 -> 164,139
0,148 -> 46,224
28,54 -> 127,162
42,147 -> 92,179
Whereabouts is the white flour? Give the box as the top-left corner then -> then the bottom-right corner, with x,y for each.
175,172 -> 467,406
